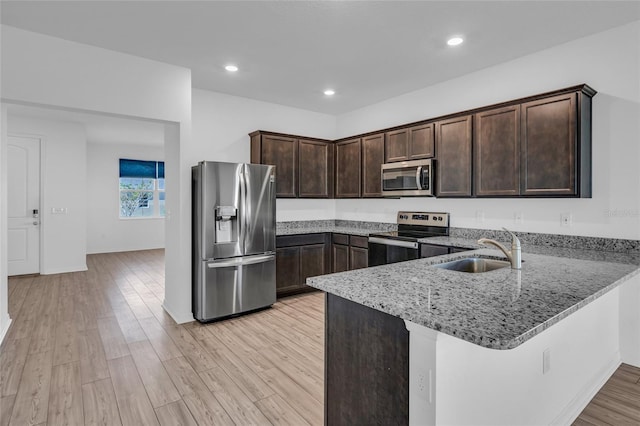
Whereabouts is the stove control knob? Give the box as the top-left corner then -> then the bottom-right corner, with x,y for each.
438,216 -> 443,221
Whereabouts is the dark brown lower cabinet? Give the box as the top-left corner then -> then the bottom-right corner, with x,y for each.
332,234 -> 368,272
332,243 -> 350,273
349,247 -> 368,270
325,293 -> 409,425
276,234 -> 330,297
275,246 -> 301,294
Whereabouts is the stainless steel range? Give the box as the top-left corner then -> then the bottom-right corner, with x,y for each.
368,211 -> 450,266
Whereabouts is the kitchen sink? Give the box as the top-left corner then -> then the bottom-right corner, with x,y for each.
432,257 -> 511,273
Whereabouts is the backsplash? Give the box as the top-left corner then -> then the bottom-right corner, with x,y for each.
277,220 -> 640,253
451,227 -> 640,253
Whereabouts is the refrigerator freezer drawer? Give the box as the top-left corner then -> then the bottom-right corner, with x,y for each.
194,253 -> 276,322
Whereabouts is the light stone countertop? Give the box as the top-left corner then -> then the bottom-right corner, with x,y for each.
276,223 -> 395,237
307,246 -> 640,350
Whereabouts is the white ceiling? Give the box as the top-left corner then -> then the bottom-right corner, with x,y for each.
2,1 -> 639,116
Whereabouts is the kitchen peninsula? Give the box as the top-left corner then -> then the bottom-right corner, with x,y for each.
307,240 -> 640,425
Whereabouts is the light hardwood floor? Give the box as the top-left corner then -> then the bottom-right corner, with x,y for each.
573,363 -> 640,425
1,250 -> 323,426
1,249 -> 638,426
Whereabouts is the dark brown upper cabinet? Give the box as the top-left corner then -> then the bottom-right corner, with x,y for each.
521,93 -> 583,196
335,138 -> 362,198
384,129 -> 409,163
298,138 -> 334,198
251,84 -> 594,200
251,132 -> 298,198
385,124 -> 434,163
408,123 -> 435,159
361,133 -> 385,198
474,105 -> 521,196
435,115 -> 473,197
251,131 -> 332,199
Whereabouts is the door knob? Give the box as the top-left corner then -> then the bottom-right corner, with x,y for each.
33,221 -> 39,225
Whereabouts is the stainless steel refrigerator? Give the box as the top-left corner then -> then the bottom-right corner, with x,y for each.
192,161 -> 276,322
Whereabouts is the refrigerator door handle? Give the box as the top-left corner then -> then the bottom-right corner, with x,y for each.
238,167 -> 247,253
207,253 -> 275,269
242,166 -> 252,252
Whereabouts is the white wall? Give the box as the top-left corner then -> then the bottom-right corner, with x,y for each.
620,274 -> 640,366
335,21 -> 640,240
86,142 -> 165,254
0,105 -> 11,343
1,25 -> 192,328
191,89 -> 337,221
8,115 -> 88,274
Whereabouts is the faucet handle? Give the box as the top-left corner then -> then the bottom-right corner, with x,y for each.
502,227 -> 521,248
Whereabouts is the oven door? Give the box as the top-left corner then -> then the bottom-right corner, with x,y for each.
381,159 -> 433,197
368,237 -> 420,266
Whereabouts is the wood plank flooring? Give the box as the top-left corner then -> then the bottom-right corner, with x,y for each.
1,249 -> 638,425
573,363 -> 640,425
1,250 -> 323,425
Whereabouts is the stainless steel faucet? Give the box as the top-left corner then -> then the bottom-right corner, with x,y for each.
478,228 -> 522,269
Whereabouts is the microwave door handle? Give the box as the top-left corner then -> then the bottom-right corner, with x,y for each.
415,166 -> 423,189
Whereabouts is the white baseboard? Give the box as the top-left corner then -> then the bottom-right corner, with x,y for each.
162,300 -> 194,324
41,264 -> 88,275
0,317 -> 12,346
551,353 -> 621,425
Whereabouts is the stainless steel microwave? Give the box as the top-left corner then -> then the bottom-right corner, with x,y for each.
381,159 -> 433,197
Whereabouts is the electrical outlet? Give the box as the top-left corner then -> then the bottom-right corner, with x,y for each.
561,213 -> 572,227
514,212 -> 524,224
476,210 -> 485,223
415,369 -> 433,402
543,348 -> 551,374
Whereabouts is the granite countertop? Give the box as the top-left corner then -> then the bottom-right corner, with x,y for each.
277,226 -> 375,236
276,221 -> 395,237
307,245 -> 640,350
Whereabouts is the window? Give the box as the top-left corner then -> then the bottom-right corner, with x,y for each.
119,159 -> 165,218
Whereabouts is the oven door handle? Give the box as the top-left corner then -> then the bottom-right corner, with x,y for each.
368,237 -> 419,249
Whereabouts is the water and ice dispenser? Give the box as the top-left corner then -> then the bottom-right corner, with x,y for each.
215,206 -> 237,243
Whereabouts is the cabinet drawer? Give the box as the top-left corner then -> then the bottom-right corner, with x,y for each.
349,235 -> 369,249
332,233 -> 349,245
277,233 -> 327,248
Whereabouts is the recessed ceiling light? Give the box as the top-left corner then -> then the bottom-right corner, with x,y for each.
225,65 -> 239,72
447,37 -> 464,46
324,89 -> 335,96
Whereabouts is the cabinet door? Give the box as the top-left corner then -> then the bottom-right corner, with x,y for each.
384,129 -> 409,163
261,135 -> 298,198
349,246 -> 368,270
409,123 -> 435,159
436,115 -> 473,197
361,133 -> 385,198
521,93 -> 577,196
300,244 -> 327,285
474,106 -> 520,196
299,139 -> 334,198
335,139 -> 362,198
276,246 -> 301,293
332,244 -> 350,273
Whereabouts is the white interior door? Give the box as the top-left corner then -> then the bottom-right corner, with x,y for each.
8,135 -> 41,276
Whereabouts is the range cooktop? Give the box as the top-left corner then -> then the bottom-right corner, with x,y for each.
370,211 -> 450,241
